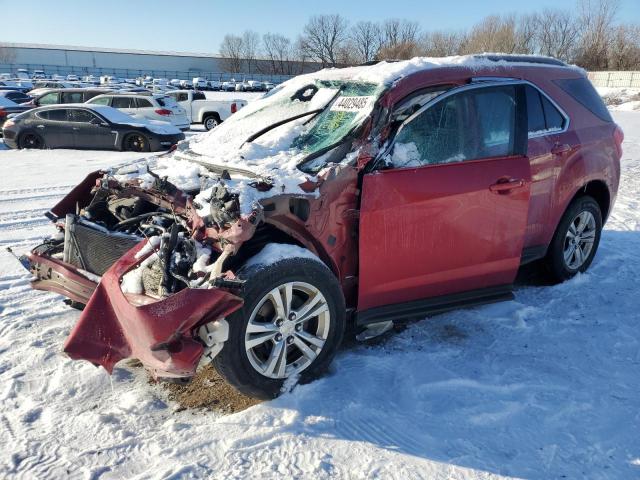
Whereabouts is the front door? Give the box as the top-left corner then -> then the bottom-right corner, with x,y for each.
67,109 -> 117,149
358,83 -> 532,312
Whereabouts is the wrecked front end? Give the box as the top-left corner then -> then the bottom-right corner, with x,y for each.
23,166 -> 263,381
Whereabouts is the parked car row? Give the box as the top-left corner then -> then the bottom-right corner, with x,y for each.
0,84 -> 249,150
2,104 -> 185,152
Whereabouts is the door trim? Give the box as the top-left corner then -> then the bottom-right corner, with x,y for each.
356,284 -> 514,326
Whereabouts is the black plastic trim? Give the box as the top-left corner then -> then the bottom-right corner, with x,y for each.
356,284 -> 514,326
520,245 -> 548,265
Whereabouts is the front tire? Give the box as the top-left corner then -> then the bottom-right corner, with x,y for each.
545,195 -> 602,282
123,133 -> 150,152
213,249 -> 345,399
19,132 -> 45,149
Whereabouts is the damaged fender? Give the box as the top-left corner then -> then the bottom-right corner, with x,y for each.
64,240 -> 244,379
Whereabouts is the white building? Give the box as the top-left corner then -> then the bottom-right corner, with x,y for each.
0,42 -> 318,82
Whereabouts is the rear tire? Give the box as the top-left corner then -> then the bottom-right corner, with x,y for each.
545,195 -> 602,282
123,133 -> 150,152
19,132 -> 45,149
213,248 -> 345,399
203,114 -> 220,131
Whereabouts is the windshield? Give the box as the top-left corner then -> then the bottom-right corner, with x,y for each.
187,77 -> 385,174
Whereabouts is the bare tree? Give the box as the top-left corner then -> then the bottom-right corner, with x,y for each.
299,14 -> 349,67
608,23 -> 640,69
377,42 -> 421,60
575,0 -> 620,69
380,19 -> 420,48
219,34 -> 244,73
421,31 -> 465,57
241,31 -> 260,74
535,9 -> 580,62
350,21 -> 382,63
461,15 -> 520,54
263,33 -> 295,74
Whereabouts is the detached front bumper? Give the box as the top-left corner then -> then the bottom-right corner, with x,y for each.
26,241 -> 244,380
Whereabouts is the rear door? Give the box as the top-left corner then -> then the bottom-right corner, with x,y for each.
36,108 -> 74,148
358,83 -> 531,312
68,108 -> 117,149
111,96 -> 138,119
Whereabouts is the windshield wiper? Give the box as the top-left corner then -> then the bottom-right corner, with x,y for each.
241,87 -> 344,148
240,109 -> 323,148
174,150 -> 270,182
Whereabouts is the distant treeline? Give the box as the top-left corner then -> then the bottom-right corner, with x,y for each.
217,0 -> 640,74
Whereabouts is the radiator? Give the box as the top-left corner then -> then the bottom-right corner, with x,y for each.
63,214 -> 141,275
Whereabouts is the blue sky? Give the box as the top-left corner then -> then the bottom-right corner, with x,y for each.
2,0 -> 639,54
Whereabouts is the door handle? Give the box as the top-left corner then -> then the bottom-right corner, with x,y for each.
551,143 -> 571,155
489,178 -> 525,194
36,125 -> 45,129
72,127 -> 79,131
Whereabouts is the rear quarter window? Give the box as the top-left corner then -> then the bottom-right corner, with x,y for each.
553,77 -> 612,123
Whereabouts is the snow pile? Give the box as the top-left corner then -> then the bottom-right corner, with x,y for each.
0,111 -> 639,478
113,156 -> 206,192
597,87 -> 640,111
244,243 -> 323,269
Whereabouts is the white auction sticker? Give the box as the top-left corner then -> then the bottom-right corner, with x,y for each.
330,96 -> 374,112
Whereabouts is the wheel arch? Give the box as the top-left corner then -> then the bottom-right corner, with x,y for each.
229,222 -> 339,280
202,111 -> 221,124
575,179 -> 611,221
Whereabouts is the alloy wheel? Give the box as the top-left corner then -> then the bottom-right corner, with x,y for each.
244,281 -> 331,379
563,210 -> 597,270
126,134 -> 146,152
204,117 -> 218,130
22,134 -> 43,149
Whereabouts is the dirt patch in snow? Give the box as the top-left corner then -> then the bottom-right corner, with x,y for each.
161,364 -> 261,414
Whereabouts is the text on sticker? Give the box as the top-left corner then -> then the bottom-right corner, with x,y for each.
330,96 -> 374,112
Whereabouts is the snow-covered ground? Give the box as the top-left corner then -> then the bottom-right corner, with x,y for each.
1,106 -> 639,479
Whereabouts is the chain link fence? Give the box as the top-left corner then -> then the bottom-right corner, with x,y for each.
0,62 -> 295,84
588,71 -> 640,88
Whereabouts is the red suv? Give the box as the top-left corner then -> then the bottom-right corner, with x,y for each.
21,55 -> 622,399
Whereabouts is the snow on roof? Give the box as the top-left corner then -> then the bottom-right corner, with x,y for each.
298,54 -> 580,87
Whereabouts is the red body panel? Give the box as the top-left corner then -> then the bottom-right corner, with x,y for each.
25,61 -> 623,382
63,241 -> 243,378
358,156 -> 531,311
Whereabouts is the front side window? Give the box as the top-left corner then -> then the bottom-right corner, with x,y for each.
68,109 -> 99,123
390,85 -> 517,168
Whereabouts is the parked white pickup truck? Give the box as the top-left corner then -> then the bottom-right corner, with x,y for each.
165,90 -> 247,130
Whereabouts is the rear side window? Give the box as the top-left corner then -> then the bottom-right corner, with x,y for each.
46,109 -> 68,121
38,93 -> 58,105
525,85 -> 566,135
136,98 -> 153,108
525,85 -> 546,133
192,91 -> 206,101
541,95 -> 565,131
90,96 -> 111,106
554,77 -> 612,122
112,97 -> 135,108
61,92 -> 84,103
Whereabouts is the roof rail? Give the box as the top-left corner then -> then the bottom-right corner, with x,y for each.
473,54 -> 567,67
